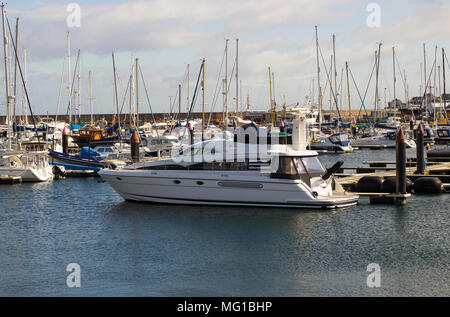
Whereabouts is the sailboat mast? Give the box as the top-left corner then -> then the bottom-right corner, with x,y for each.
178,84 -> 181,118
89,70 -> 93,124
202,58 -> 205,140
329,55 -> 332,111
423,43 -> 427,112
135,58 -> 139,126
23,48 -> 27,125
235,38 -> 239,115
374,51 -> 378,115
268,66 -> 273,127
393,46 -> 396,103
187,63 -> 189,114
314,25 -> 322,128
272,71 -> 275,115
112,52 -> 120,130
438,65 -> 441,121
225,39 -> 229,126
67,32 -> 72,124
443,48 -> 447,120
339,67 -> 344,112
2,4 -> 11,150
13,17 -> 18,124
77,49 -> 81,122
375,43 -> 382,119
246,93 -> 250,111
129,64 -> 134,127
420,62 -> 423,101
433,45 -> 437,126
332,34 -> 337,109
404,70 -> 409,109
345,61 -> 351,120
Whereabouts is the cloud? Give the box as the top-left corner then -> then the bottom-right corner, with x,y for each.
9,0 -> 360,59
2,0 -> 449,114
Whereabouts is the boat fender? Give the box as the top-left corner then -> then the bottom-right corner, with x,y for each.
381,176 -> 413,193
141,137 -> 148,147
356,176 -> 383,193
322,160 -> 344,181
413,177 -> 443,194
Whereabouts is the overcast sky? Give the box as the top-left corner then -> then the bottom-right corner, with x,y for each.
2,0 -> 449,116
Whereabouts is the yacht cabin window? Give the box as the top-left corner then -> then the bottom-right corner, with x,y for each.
270,155 -> 325,180
300,156 -> 325,174
387,132 -> 396,140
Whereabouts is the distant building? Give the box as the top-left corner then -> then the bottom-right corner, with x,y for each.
386,98 -> 403,109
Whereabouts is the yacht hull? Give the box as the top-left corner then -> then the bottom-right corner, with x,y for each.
99,169 -> 359,209
351,138 -> 416,149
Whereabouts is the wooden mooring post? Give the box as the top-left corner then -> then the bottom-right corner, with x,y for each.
416,123 -> 425,174
395,129 -> 407,205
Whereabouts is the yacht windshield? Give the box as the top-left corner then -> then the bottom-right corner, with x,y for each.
301,156 -> 325,174
329,133 -> 349,144
294,158 -> 306,173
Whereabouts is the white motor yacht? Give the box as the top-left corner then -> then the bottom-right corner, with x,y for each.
0,151 -> 53,182
310,132 -> 354,153
99,116 -> 359,209
351,131 -> 416,149
141,134 -> 184,157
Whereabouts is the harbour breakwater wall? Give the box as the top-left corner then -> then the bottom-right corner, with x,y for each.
0,110 -> 381,125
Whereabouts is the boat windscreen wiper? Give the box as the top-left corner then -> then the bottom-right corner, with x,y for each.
322,160 -> 344,181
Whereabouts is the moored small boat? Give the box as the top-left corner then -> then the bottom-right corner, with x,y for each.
0,151 -> 53,182
70,128 -> 124,147
48,147 -> 118,169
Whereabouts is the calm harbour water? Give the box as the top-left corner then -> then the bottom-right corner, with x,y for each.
0,149 -> 448,296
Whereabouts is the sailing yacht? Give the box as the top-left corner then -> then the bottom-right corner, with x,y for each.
99,116 -> 359,209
